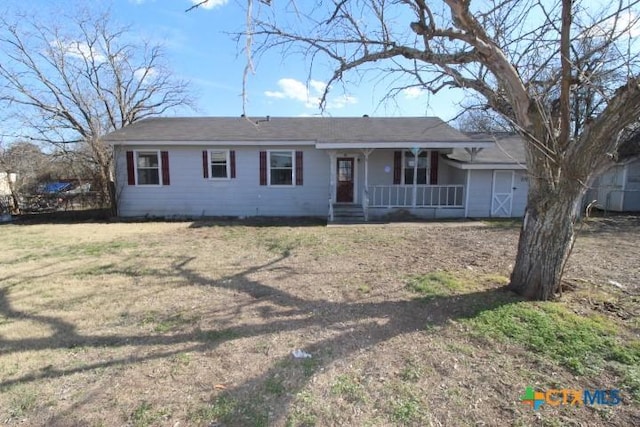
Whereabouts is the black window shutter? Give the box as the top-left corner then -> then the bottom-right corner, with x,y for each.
393,151 -> 402,185
161,151 -> 170,185
295,151 -> 303,186
202,150 -> 209,178
126,151 -> 135,185
230,150 -> 236,178
259,151 -> 267,185
430,150 -> 439,185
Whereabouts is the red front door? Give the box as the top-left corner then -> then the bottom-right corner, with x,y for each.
336,158 -> 354,203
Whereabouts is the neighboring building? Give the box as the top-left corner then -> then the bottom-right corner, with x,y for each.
0,172 -> 17,214
587,159 -> 640,212
0,172 -> 17,196
104,117 -> 530,221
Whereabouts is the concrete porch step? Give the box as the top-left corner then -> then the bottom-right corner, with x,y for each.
330,204 -> 365,224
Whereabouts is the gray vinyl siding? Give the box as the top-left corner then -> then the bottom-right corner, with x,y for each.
623,160 -> 640,211
115,145 -> 329,218
593,165 -> 625,211
466,170 -> 493,217
466,169 -> 527,218
445,166 -> 466,185
511,170 -> 529,216
365,150 -> 396,186
114,145 -> 524,219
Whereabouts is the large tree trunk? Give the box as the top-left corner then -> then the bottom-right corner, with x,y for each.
509,188 -> 584,300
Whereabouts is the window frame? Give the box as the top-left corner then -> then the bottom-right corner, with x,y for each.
402,150 -> 430,185
134,150 -> 163,186
267,150 -> 296,187
207,149 -> 231,180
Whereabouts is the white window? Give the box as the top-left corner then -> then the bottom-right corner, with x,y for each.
403,151 -> 429,184
269,151 -> 294,186
136,151 -> 160,185
209,150 -> 230,179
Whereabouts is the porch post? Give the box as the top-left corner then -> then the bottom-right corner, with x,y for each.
328,150 -> 337,222
411,148 -> 421,208
464,169 -> 470,218
362,149 -> 374,221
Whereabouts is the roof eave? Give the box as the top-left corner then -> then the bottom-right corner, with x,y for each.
443,158 -> 527,170
108,139 -> 318,146
315,141 -> 494,149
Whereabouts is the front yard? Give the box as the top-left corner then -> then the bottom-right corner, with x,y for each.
0,217 -> 638,426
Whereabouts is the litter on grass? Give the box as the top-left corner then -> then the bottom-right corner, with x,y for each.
292,349 -> 312,359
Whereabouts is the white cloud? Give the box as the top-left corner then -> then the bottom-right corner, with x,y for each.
189,0 -> 228,10
309,80 -> 327,94
51,39 -> 106,62
616,11 -> 640,37
402,87 -> 424,99
584,11 -> 640,38
134,67 -> 157,82
264,91 -> 286,99
268,78 -> 311,102
264,78 -> 357,110
326,95 -> 358,109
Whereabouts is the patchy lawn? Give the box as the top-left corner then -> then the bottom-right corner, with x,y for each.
0,216 -> 639,426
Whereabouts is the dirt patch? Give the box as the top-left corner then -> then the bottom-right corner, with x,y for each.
0,217 -> 638,426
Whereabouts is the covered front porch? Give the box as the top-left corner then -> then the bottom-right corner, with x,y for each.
317,139 -> 492,222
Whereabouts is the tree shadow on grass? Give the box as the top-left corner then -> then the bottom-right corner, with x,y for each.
0,253 -> 521,424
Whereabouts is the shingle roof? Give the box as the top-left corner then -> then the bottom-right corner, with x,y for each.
103,116 -> 477,143
447,132 -> 526,165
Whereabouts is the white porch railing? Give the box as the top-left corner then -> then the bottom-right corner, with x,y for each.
368,185 -> 464,208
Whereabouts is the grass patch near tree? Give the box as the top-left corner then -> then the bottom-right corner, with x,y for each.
189,395 -> 269,427
285,390 -> 318,427
331,374 -> 366,403
465,301 -> 640,396
389,393 -> 425,425
129,401 -> 171,427
6,385 -> 38,419
406,271 -> 466,299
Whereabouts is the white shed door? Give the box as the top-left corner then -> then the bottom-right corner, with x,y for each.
492,171 -> 514,217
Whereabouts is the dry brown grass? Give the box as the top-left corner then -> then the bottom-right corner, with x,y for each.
0,217 -> 639,426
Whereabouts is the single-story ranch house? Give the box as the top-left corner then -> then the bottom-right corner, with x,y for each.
104,116 -> 530,222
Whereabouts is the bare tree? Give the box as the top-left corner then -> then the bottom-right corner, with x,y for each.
0,7 -> 193,205
455,108 -> 514,133
249,0 -> 640,300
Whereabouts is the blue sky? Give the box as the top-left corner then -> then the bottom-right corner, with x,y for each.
3,0 -> 469,121
3,1 -> 639,123
121,0 -> 467,119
